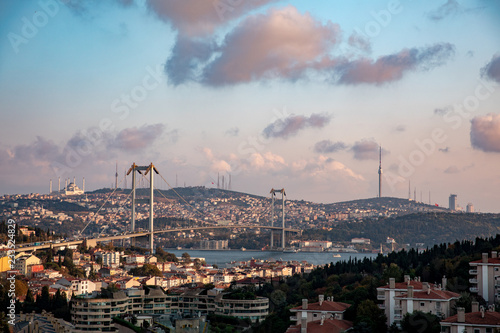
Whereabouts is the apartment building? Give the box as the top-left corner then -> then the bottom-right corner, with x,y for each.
199,239 -> 229,250
14,254 -> 42,276
377,276 -> 427,325
101,252 -> 121,267
441,303 -> 500,333
394,282 -> 459,320
71,290 -> 129,332
71,285 -> 269,331
469,252 -> 500,304
56,277 -> 96,296
289,295 -> 351,325
377,275 -> 452,326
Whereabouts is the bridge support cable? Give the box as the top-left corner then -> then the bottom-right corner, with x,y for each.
155,171 -> 210,220
79,172 -> 127,236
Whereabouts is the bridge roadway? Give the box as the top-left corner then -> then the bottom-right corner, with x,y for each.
17,225 -> 301,252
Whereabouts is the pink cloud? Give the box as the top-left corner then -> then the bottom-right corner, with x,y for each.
146,0 -> 278,36
203,6 -> 341,85
471,113 -> 500,153
336,43 -> 455,85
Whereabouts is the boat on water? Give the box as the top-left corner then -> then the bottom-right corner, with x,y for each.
333,254 -> 342,258
283,248 -> 299,253
241,247 -> 246,251
177,246 -> 182,250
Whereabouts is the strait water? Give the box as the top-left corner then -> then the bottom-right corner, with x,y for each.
165,249 -> 379,267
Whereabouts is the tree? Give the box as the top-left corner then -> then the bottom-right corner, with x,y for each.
401,311 -> 441,333
182,252 -> 191,263
15,278 -> 28,296
129,264 -> 162,277
193,258 -> 202,270
355,300 -> 388,333
382,263 -> 403,282
454,292 -> 473,313
88,268 -> 97,280
46,249 -> 53,263
36,286 -> 51,311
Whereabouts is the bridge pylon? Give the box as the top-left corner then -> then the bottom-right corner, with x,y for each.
127,162 -> 158,254
270,188 -> 286,249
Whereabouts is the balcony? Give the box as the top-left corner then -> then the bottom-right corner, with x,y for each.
394,304 -> 402,311
469,269 -> 478,275
378,304 -> 385,310
289,316 -> 297,321
377,295 -> 386,300
394,314 -> 402,320
470,287 -> 479,293
469,278 -> 478,284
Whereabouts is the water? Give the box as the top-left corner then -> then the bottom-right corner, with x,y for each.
165,249 -> 378,267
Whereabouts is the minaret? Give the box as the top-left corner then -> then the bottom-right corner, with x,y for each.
378,146 -> 382,198
83,177 -> 85,192
58,177 -> 61,192
49,179 -> 52,194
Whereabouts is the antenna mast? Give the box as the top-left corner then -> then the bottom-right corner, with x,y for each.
378,145 -> 382,198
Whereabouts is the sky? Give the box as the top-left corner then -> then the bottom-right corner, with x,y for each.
1,0 -> 500,212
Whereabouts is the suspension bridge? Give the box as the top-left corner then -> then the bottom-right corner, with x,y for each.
20,162 -> 300,253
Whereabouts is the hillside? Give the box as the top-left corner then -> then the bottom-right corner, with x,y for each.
303,212 -> 500,246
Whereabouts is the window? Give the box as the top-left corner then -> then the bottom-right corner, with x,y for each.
420,302 -> 425,307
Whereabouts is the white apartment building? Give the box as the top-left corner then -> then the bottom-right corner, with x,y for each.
469,252 -> 500,304
377,275 -> 453,326
394,282 -> 459,320
101,252 -> 121,267
441,303 -> 500,333
289,295 -> 351,325
126,254 -> 146,264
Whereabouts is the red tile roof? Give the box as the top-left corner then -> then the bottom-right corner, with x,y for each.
396,289 -> 460,300
441,311 -> 500,326
291,300 -> 351,312
286,319 -> 353,333
469,258 -> 500,265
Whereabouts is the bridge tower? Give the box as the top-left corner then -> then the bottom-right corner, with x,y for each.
270,188 -> 286,249
127,162 -> 158,254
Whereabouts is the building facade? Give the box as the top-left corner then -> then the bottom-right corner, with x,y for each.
449,194 -> 457,211
469,252 -> 500,304
70,286 -> 269,332
377,275 -> 453,326
14,254 -> 42,276
441,304 -> 500,333
289,295 -> 350,325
